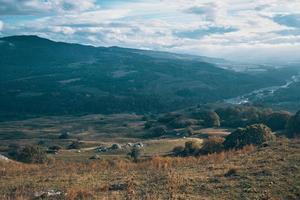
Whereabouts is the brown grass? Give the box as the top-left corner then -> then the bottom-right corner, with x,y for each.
0,139 -> 299,200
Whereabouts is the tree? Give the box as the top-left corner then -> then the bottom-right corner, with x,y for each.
172,146 -> 185,156
265,111 -> 292,131
59,132 -> 70,139
223,124 -> 275,149
193,110 -> 220,127
15,145 -> 48,164
48,145 -> 62,151
147,125 -> 167,138
129,147 -> 141,162
200,137 -> 224,154
286,111 -> 300,138
68,141 -> 83,149
183,141 -> 201,156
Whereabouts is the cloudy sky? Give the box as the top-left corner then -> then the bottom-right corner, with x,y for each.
1,0 -> 300,63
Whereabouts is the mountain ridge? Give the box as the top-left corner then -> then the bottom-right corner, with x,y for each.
0,35 -> 294,120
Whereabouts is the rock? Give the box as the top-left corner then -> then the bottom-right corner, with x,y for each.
96,146 -> 108,152
89,155 -> 100,160
133,142 -> 144,148
111,144 -> 122,150
34,189 -> 64,199
109,183 -> 128,191
0,154 -> 9,162
124,143 -> 133,148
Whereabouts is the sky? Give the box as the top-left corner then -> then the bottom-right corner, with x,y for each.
0,0 -> 300,64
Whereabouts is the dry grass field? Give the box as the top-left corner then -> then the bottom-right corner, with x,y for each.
1,138 -> 299,200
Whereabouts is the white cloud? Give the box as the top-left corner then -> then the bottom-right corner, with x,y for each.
0,0 -> 98,15
1,0 -> 300,63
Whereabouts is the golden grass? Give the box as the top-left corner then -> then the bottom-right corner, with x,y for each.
1,139 -> 299,200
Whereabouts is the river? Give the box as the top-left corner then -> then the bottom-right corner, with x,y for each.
225,73 -> 300,105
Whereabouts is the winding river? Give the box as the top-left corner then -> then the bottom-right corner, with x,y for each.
225,73 -> 300,105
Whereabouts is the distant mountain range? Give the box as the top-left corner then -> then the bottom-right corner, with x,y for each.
0,35 -> 298,119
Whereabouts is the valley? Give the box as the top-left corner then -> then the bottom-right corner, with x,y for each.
0,36 -> 300,200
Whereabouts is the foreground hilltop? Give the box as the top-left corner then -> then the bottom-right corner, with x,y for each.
0,35 -> 293,119
1,138 -> 299,199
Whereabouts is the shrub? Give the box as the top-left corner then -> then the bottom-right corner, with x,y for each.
49,145 -> 62,151
59,132 -> 70,139
144,120 -> 155,129
286,111 -> 300,138
225,168 -> 238,177
223,124 -> 275,149
147,125 -> 167,138
8,143 -> 22,159
129,147 -> 141,162
172,146 -> 185,156
68,141 -> 83,149
183,141 -> 201,156
265,111 -> 292,131
14,145 -> 48,164
200,137 -> 225,154
158,113 -> 181,124
216,106 -> 272,128
193,110 -> 220,127
168,117 -> 196,129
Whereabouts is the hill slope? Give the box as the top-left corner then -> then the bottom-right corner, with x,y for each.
0,35 -> 289,118
1,138 -> 299,199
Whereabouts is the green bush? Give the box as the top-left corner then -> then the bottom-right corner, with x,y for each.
158,113 -> 181,124
129,147 -> 141,162
144,120 -> 155,129
59,132 -> 70,139
286,111 -> 300,138
14,145 -> 48,164
68,141 -> 83,149
172,146 -> 185,156
147,125 -> 167,138
216,106 -> 272,128
168,117 -> 197,129
183,141 -> 201,156
200,137 -> 224,154
265,111 -> 292,131
193,110 -> 220,127
49,145 -> 62,151
223,124 -> 275,149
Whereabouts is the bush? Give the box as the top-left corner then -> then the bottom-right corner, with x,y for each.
8,143 -> 22,159
225,168 -> 238,177
182,141 -> 201,156
223,124 -> 275,149
147,125 -> 167,138
172,146 -> 185,156
193,110 -> 220,127
200,137 -> 224,154
49,145 -> 62,151
129,147 -> 141,162
158,113 -> 181,124
265,111 -> 292,131
216,106 -> 272,128
68,141 -> 83,149
59,132 -> 70,139
286,111 -> 300,138
144,120 -> 155,129
13,145 -> 48,164
168,117 -> 197,129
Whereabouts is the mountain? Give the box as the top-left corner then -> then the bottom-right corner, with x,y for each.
0,35 -> 294,119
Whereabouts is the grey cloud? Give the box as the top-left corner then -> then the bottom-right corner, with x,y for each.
175,26 -> 238,39
186,3 -> 217,21
0,0 -> 97,15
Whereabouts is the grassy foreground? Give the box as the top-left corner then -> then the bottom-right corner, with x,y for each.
1,138 -> 299,200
